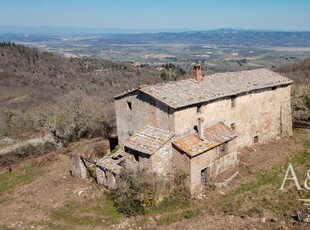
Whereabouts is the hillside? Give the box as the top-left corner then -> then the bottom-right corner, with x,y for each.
0,120 -> 309,229
276,58 -> 310,122
0,43 -> 309,229
276,57 -> 310,84
0,43 -> 187,141
2,31 -> 310,70
1,42 -> 309,142
0,42 -> 163,110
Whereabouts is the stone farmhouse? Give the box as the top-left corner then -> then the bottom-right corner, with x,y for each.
112,64 -> 293,194
71,64 -> 293,195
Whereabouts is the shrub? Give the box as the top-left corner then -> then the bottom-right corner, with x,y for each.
35,91 -> 113,144
291,85 -> 310,122
0,109 -> 35,138
109,167 -> 166,216
109,167 -> 190,216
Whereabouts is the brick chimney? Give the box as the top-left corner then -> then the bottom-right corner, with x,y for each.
192,63 -> 202,82
197,117 -> 205,140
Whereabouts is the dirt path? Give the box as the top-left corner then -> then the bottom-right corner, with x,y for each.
0,154 -> 102,229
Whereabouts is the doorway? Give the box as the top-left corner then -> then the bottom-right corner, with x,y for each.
201,167 -> 209,186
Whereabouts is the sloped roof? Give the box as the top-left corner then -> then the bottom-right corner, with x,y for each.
124,125 -> 175,155
138,68 -> 292,109
114,88 -> 138,100
96,150 -> 126,174
172,122 -> 237,157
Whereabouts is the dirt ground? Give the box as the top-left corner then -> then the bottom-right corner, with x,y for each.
0,153 -> 104,229
0,128 -> 309,229
157,128 -> 310,230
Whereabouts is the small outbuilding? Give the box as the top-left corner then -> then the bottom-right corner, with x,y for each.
172,122 -> 237,194
123,125 -> 175,175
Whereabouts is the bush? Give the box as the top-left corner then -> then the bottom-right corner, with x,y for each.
109,167 -> 190,216
109,167 -> 166,216
0,109 -> 35,138
291,85 -> 310,122
35,91 -> 113,144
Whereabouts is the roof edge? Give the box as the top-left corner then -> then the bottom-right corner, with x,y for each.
114,69 -> 293,108
114,88 -> 138,100
124,125 -> 175,156
141,81 -> 293,111
150,133 -> 175,155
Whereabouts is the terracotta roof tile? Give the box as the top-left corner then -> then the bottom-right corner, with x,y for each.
172,122 -> 237,157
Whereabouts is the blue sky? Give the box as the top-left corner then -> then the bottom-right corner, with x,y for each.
0,0 -> 310,31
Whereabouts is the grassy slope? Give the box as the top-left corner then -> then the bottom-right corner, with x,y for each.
0,128 -> 308,229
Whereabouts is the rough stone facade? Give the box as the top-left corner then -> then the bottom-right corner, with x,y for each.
96,167 -> 118,190
172,122 -> 238,194
113,67 -> 293,195
70,147 -> 125,190
174,85 -> 292,147
172,140 -> 238,195
150,142 -> 173,175
115,91 -> 174,145
122,125 -> 174,175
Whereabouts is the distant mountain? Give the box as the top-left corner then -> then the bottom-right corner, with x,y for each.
1,28 -> 310,47
101,30 -> 310,47
0,26 -> 191,35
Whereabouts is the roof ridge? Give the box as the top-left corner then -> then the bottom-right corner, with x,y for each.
115,68 -> 293,109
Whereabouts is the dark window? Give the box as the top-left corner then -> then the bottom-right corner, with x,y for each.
219,142 -> 228,157
254,135 -> 259,143
231,123 -> 236,130
231,96 -> 236,108
197,104 -> 202,113
201,167 -> 208,186
127,101 -> 132,110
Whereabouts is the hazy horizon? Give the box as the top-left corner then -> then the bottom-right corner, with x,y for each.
1,26 -> 310,35
1,0 -> 310,32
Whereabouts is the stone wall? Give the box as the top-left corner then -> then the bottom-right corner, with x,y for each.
172,146 -> 191,187
124,147 -> 151,168
115,91 -> 175,145
172,138 -> 238,195
174,85 -> 292,148
151,142 -> 173,175
96,167 -> 118,190
189,139 -> 238,195
115,85 -> 291,148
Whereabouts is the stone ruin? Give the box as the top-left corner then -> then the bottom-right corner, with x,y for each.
70,139 -> 128,190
